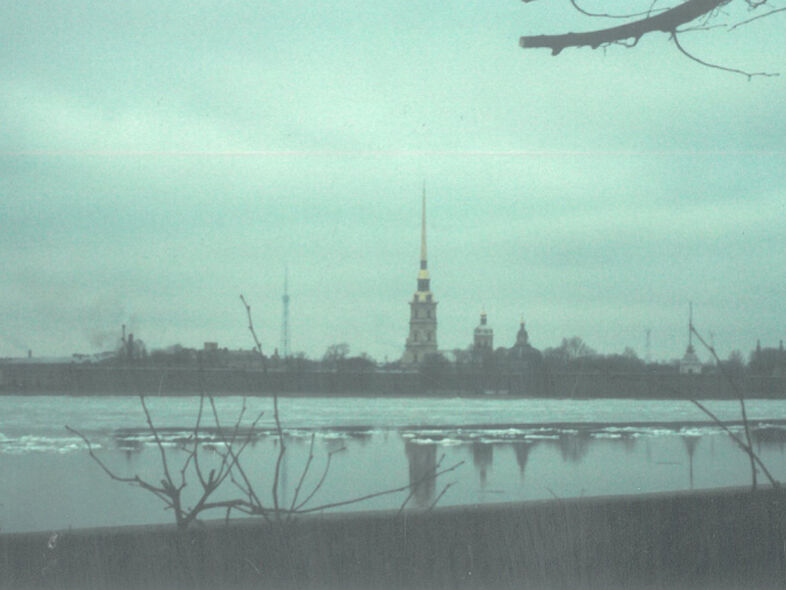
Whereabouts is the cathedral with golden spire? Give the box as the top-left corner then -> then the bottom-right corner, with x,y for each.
402,189 -> 438,365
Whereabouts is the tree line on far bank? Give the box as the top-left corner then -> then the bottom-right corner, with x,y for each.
107,335 -> 786,380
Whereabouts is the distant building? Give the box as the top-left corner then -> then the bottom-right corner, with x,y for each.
507,319 -> 546,395
473,312 -> 493,351
509,320 -> 542,365
402,190 -> 437,365
680,303 -> 702,375
680,346 -> 701,375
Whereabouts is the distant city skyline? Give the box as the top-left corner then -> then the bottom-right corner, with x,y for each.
2,1 -> 784,363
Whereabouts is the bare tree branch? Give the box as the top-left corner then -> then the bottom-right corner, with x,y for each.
139,395 -> 177,492
607,330 -> 779,490
687,399 -> 779,487
69,389 -> 265,529
398,454 -> 447,515
293,445 -> 347,512
72,297 -> 467,529
428,482 -> 456,512
728,5 -> 786,29
672,30 -> 779,79
288,432 -> 317,516
520,0 -> 732,54
208,395 -> 270,519
569,0 -> 670,20
294,459 -> 465,515
690,325 -> 759,488
66,425 -> 173,506
241,293 -> 286,517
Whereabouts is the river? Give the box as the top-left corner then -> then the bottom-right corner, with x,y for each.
1,395 -> 785,533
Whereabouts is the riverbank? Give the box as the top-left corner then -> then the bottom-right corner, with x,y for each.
2,361 -> 785,398
2,486 -> 785,589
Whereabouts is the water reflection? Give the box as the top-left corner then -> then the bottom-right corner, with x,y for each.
512,442 -> 533,479
681,435 -> 701,489
95,422 -> 786,522
556,431 -> 591,463
753,426 -> 786,451
620,433 -> 638,454
405,440 -> 438,508
397,423 -> 786,502
472,442 -> 494,487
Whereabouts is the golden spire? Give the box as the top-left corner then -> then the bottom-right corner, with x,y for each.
416,183 -> 431,291
420,182 -> 427,266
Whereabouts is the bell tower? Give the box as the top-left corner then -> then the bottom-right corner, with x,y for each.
402,187 -> 438,365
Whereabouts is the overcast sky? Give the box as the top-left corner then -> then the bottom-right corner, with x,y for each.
2,0 -> 785,363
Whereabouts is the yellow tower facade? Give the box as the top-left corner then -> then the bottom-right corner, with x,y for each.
402,190 -> 438,365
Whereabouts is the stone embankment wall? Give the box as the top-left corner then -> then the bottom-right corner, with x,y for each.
3,363 -> 785,398
2,486 -> 785,589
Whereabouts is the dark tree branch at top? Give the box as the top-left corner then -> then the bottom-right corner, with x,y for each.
520,0 -> 731,54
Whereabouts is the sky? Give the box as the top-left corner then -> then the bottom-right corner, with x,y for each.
2,0 -> 785,364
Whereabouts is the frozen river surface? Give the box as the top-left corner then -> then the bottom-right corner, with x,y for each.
2,395 -> 786,533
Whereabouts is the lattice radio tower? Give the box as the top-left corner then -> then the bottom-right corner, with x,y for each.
280,267 -> 290,358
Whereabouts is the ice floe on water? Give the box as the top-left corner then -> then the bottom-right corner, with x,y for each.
395,421 -> 786,447
3,420 -> 784,454
0,434 -> 94,455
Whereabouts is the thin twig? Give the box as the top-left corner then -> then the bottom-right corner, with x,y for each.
397,489 -> 415,515
569,0 -> 669,20
294,446 -> 347,511
690,325 -> 758,488
688,399 -> 778,487
66,426 -> 174,509
428,482 -> 456,511
643,370 -> 778,489
671,30 -> 778,79
241,294 -> 286,518
191,392 -> 208,488
295,460 -> 464,515
139,395 -> 177,492
288,433 -> 317,517
397,454 -> 447,515
728,6 -> 786,30
208,396 -> 269,518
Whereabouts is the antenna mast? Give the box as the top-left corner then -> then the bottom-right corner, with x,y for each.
281,267 -> 290,358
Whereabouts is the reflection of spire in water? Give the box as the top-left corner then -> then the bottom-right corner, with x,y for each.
752,426 -> 786,452
556,432 -> 591,463
682,435 -> 701,490
620,434 -> 637,454
347,431 -> 373,446
276,436 -> 289,507
405,440 -> 438,508
512,442 -> 532,480
472,442 -> 494,487
324,437 -> 346,454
